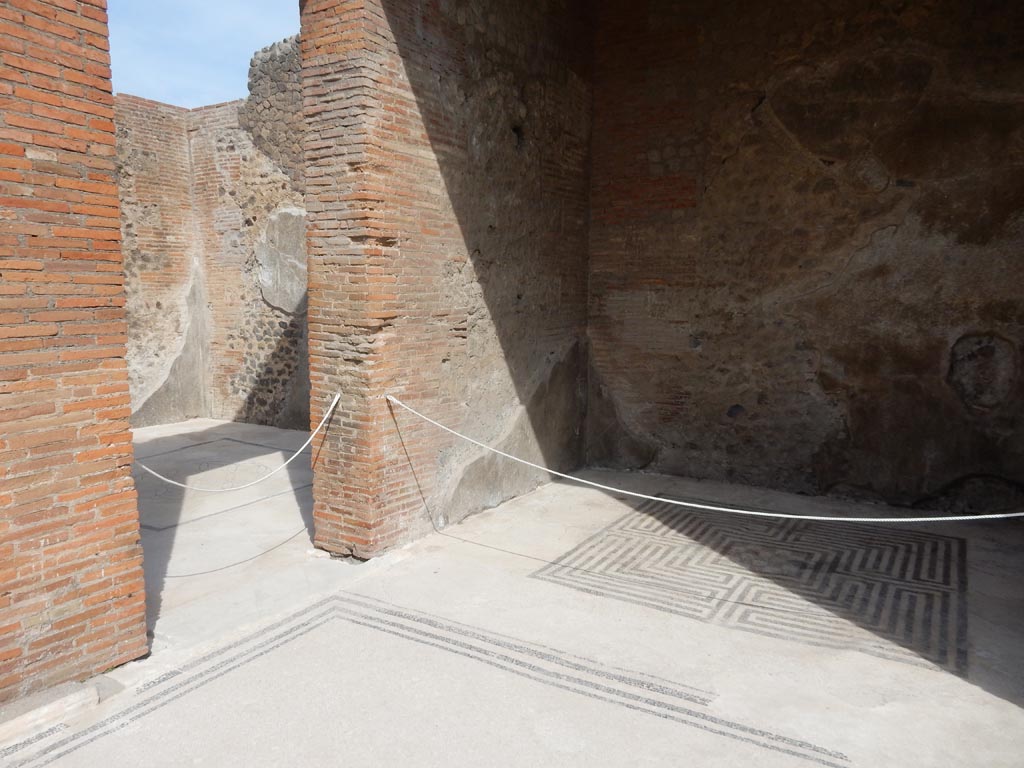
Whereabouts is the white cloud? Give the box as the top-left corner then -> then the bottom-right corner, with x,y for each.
108,0 -> 300,108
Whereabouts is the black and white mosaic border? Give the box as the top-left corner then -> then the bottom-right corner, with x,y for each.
9,593 -> 849,768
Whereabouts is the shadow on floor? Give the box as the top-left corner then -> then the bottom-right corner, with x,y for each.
132,421 -> 317,634
130,321 -> 330,636
388,400 -> 1024,710
552,482 -> 1024,710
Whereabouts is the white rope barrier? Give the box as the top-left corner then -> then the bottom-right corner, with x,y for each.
385,394 -> 1024,524
135,393 -> 341,493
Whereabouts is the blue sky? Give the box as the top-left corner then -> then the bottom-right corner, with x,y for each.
108,0 -> 301,108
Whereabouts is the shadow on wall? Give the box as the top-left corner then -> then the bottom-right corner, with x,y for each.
231,293 -> 311,431
369,0 -> 1024,708
582,0 -> 1024,512
361,0 -> 594,535
132,323 -> 318,633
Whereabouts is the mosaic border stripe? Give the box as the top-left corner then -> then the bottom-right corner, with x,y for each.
10,594 -> 848,768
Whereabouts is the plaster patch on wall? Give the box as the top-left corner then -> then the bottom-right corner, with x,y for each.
131,275 -> 211,427
124,278 -> 198,414
115,96 -> 209,426
256,206 -> 307,314
443,341 -> 586,527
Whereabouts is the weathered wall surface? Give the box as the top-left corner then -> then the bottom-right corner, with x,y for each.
0,0 -> 148,703
240,35 -> 304,192
115,37 -> 308,430
190,100 -> 308,428
114,96 -> 208,427
588,0 -> 1024,509
302,0 -> 592,556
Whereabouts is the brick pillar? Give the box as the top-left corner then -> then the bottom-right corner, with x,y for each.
0,0 -> 148,702
300,0 -> 592,558
301,1 -> 398,557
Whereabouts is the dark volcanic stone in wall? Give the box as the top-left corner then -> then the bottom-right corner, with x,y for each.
189,102 -> 309,431
239,36 -> 305,192
588,0 -> 1024,508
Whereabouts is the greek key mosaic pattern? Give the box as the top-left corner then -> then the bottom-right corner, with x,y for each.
533,497 -> 967,673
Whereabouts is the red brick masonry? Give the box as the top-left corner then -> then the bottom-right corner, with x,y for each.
0,0 -> 148,704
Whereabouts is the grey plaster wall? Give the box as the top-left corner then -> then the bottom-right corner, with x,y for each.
588,0 -> 1024,512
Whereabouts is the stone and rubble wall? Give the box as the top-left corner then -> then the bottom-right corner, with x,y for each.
301,0 -> 593,556
115,37 -> 308,429
587,0 -> 1024,510
240,35 -> 304,192
189,99 -> 308,427
0,0 -> 148,704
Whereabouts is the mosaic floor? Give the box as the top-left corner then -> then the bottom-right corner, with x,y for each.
4,594 -> 850,768
533,496 -> 968,672
7,453 -> 1021,768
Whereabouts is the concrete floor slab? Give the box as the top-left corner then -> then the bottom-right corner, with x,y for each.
6,422 -> 1024,766
129,419 -> 372,658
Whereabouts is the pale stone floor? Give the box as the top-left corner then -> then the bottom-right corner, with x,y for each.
4,419 -> 1024,767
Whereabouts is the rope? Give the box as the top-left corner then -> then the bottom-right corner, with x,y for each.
385,394 -> 1024,524
163,528 -> 308,578
135,393 -> 341,493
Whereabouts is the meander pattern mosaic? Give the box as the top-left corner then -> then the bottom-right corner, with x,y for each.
533,498 -> 968,673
